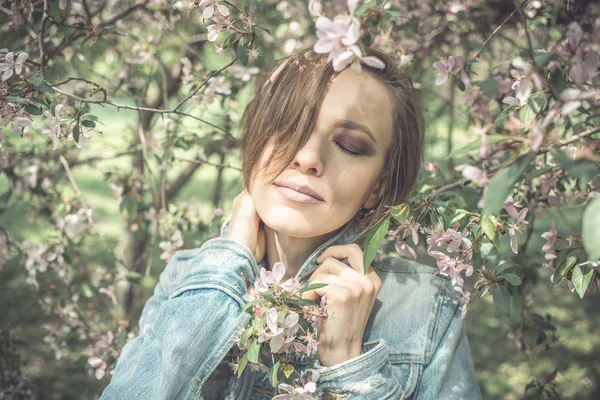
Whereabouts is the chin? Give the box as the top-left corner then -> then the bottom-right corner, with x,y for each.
259,205 -> 322,238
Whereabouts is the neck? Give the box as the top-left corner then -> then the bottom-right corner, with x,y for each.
263,225 -> 341,280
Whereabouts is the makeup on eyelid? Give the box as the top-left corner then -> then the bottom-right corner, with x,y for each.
333,132 -> 375,156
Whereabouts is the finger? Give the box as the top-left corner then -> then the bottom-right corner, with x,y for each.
317,243 -> 365,275
302,273 -> 352,302
310,257 -> 379,297
308,258 -> 362,283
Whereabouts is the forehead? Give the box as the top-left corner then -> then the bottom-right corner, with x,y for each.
317,68 -> 393,147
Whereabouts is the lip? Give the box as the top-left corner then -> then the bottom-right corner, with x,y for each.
273,180 -> 324,203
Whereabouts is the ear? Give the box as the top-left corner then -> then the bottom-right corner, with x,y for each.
362,177 -> 387,209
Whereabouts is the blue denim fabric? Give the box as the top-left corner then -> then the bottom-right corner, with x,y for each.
100,215 -> 482,399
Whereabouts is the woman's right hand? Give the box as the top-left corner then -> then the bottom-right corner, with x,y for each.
226,189 -> 266,264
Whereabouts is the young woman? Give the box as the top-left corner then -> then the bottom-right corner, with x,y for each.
100,47 -> 482,399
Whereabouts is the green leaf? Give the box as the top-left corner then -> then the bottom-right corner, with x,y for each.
493,107 -> 515,128
582,196 -> 600,261
481,215 -> 497,241
73,124 -> 80,144
81,120 -> 96,128
239,326 -> 254,346
299,282 -> 328,294
26,104 -> 42,116
576,106 -> 590,115
519,92 -> 547,129
502,273 -> 522,286
448,134 -> 519,159
237,352 -> 249,379
448,208 -> 470,227
390,203 -> 410,225
27,74 -> 44,87
494,262 -> 516,274
483,152 -> 536,217
492,285 -> 511,316
481,76 -> 499,99
236,44 -> 248,66
268,361 -> 280,388
355,2 -> 376,17
287,298 -> 319,307
246,339 -> 260,363
80,282 -> 93,298
534,52 -> 554,68
480,242 -> 498,263
549,69 -> 566,95
363,215 -> 391,273
255,26 -> 271,35
39,81 -> 55,94
572,264 -> 594,299
282,363 -> 294,378
553,254 -> 577,284
5,96 -> 30,104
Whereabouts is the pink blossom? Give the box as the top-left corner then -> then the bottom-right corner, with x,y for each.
454,286 -> 472,320
0,49 -> 29,81
433,55 -> 470,88
395,238 -> 417,260
308,0 -> 323,17
42,104 -> 66,151
312,0 -> 384,72
254,262 -> 286,292
541,88 -> 598,128
88,356 -> 107,380
455,164 -> 488,187
206,24 -> 221,42
266,307 -> 284,336
504,198 -> 529,254
198,0 -> 230,19
429,251 -> 473,287
541,218 -> 557,253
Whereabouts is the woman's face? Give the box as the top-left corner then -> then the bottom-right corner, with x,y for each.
249,67 -> 394,238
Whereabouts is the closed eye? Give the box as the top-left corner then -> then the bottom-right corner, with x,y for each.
335,142 -> 362,156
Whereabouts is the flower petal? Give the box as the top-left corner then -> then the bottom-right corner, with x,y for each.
360,56 -> 385,69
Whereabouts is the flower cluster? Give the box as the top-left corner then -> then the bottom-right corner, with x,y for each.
0,49 -> 28,81
312,0 -> 385,72
503,196 -> 529,254
233,262 -> 327,399
433,55 -> 471,88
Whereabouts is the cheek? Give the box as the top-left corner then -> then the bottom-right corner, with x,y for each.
329,164 -> 381,206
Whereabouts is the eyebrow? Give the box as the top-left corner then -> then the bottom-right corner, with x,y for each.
334,119 -> 378,144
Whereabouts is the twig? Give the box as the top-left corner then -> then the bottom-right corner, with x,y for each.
473,7 -> 518,61
39,0 -> 49,78
513,0 -> 561,100
58,155 -> 94,226
173,157 -> 242,171
428,126 -> 600,198
53,77 -> 108,101
49,85 -> 238,141
173,57 -> 239,113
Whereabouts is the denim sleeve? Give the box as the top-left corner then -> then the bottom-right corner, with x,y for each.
413,291 -> 482,400
312,339 -> 403,399
100,238 -> 258,400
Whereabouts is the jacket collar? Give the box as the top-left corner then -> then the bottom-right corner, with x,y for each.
219,215 -> 366,283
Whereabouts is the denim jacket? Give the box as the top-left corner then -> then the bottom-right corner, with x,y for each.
100,215 -> 482,400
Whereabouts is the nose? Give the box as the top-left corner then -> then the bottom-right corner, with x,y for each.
290,134 -> 324,176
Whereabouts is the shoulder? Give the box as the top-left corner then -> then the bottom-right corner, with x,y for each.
367,254 -> 462,365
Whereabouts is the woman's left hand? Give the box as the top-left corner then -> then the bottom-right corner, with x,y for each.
301,243 -> 383,367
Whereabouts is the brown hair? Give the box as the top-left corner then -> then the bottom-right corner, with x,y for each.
240,46 -> 425,239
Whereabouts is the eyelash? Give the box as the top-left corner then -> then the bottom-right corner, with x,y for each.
335,142 -> 361,156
